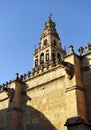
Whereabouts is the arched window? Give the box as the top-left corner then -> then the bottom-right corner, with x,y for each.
54,40 -> 56,46
52,53 -> 56,62
46,53 -> 49,61
44,39 -> 48,46
40,53 -> 44,64
46,50 -> 49,61
57,53 -> 61,62
35,59 -> 38,67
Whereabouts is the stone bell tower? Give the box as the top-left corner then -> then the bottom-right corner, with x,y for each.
33,16 -> 66,73
1,16 -> 91,130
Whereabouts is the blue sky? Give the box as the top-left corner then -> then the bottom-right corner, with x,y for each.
0,0 -> 91,84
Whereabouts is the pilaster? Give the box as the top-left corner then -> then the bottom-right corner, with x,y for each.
12,74 -> 23,130
64,53 -> 89,130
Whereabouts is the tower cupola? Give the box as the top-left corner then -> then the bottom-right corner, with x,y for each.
41,16 -> 60,40
33,16 -> 66,75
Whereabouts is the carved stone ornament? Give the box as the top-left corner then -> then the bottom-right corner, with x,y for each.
61,61 -> 74,80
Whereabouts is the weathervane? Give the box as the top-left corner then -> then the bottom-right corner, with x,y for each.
49,13 -> 52,20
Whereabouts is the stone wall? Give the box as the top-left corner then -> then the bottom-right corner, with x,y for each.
22,66 -> 67,130
81,52 -> 91,123
0,91 -> 8,129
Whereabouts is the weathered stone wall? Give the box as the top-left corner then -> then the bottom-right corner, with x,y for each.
65,54 -> 87,120
0,91 -> 8,129
81,52 -> 91,123
22,66 -> 67,130
0,82 -> 16,130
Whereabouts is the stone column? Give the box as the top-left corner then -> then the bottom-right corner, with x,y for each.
12,73 -> 23,130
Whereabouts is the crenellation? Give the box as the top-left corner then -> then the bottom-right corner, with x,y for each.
23,73 -> 27,80
77,43 -> 91,56
27,71 -> 31,78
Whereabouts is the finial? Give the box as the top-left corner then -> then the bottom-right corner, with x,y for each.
78,46 -> 84,55
48,13 -> 52,21
85,43 -> 91,52
14,73 -> 19,81
27,71 -> 31,78
69,45 -> 74,54
20,75 -> 23,81
6,81 -> 9,87
23,73 -> 27,80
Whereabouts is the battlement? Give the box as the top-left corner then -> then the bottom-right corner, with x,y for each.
0,43 -> 91,93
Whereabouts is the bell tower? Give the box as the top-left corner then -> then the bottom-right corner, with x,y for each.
33,16 -> 66,74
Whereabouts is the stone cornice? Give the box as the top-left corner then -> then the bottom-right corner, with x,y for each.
65,85 -> 85,93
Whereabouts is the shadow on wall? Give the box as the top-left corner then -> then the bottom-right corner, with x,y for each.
22,105 -> 57,130
81,56 -> 91,124
0,108 -> 8,130
21,90 -> 57,130
0,90 -> 57,130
